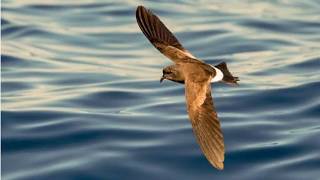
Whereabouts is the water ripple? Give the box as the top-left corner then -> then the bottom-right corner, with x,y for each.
2,0 -> 320,180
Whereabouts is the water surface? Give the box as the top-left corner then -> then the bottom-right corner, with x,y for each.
2,0 -> 320,179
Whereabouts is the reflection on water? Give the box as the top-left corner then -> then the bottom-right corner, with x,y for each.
2,0 -> 320,180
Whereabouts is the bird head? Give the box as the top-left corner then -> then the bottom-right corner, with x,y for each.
160,65 -> 184,84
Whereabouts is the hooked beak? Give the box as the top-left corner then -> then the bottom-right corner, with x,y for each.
160,75 -> 166,83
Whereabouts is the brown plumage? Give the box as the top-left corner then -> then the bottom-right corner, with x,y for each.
136,5 -> 239,170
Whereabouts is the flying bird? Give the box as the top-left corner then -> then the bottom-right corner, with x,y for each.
136,5 -> 239,170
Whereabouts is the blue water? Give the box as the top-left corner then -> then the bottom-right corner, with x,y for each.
2,0 -> 320,179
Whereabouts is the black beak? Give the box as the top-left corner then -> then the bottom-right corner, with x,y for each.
160,76 -> 165,83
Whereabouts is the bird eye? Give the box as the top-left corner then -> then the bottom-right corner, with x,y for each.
163,70 -> 170,74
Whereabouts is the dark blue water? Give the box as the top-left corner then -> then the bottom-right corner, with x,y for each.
2,1 -> 320,180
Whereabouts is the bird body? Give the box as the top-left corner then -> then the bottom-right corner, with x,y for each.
136,5 -> 239,170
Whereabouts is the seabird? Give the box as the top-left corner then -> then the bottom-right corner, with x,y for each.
136,5 -> 239,170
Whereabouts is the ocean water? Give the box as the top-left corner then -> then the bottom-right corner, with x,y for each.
2,0 -> 320,179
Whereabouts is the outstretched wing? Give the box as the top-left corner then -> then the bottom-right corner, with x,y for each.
185,76 -> 225,170
136,6 -> 196,62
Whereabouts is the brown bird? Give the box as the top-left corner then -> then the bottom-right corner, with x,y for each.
136,5 -> 239,170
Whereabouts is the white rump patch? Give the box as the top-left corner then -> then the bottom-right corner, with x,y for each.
211,66 -> 224,83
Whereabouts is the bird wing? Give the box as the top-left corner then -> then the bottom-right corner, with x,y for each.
136,6 -> 198,63
184,74 -> 225,170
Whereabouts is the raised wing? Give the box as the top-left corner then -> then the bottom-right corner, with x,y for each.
185,76 -> 225,170
136,6 -> 196,62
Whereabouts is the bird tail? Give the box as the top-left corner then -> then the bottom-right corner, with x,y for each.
215,62 -> 239,86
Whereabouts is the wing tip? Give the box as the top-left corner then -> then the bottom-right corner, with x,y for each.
207,155 -> 224,170
136,5 -> 144,12
136,5 -> 146,19
215,161 -> 224,170
136,5 -> 144,17
136,5 -> 149,16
